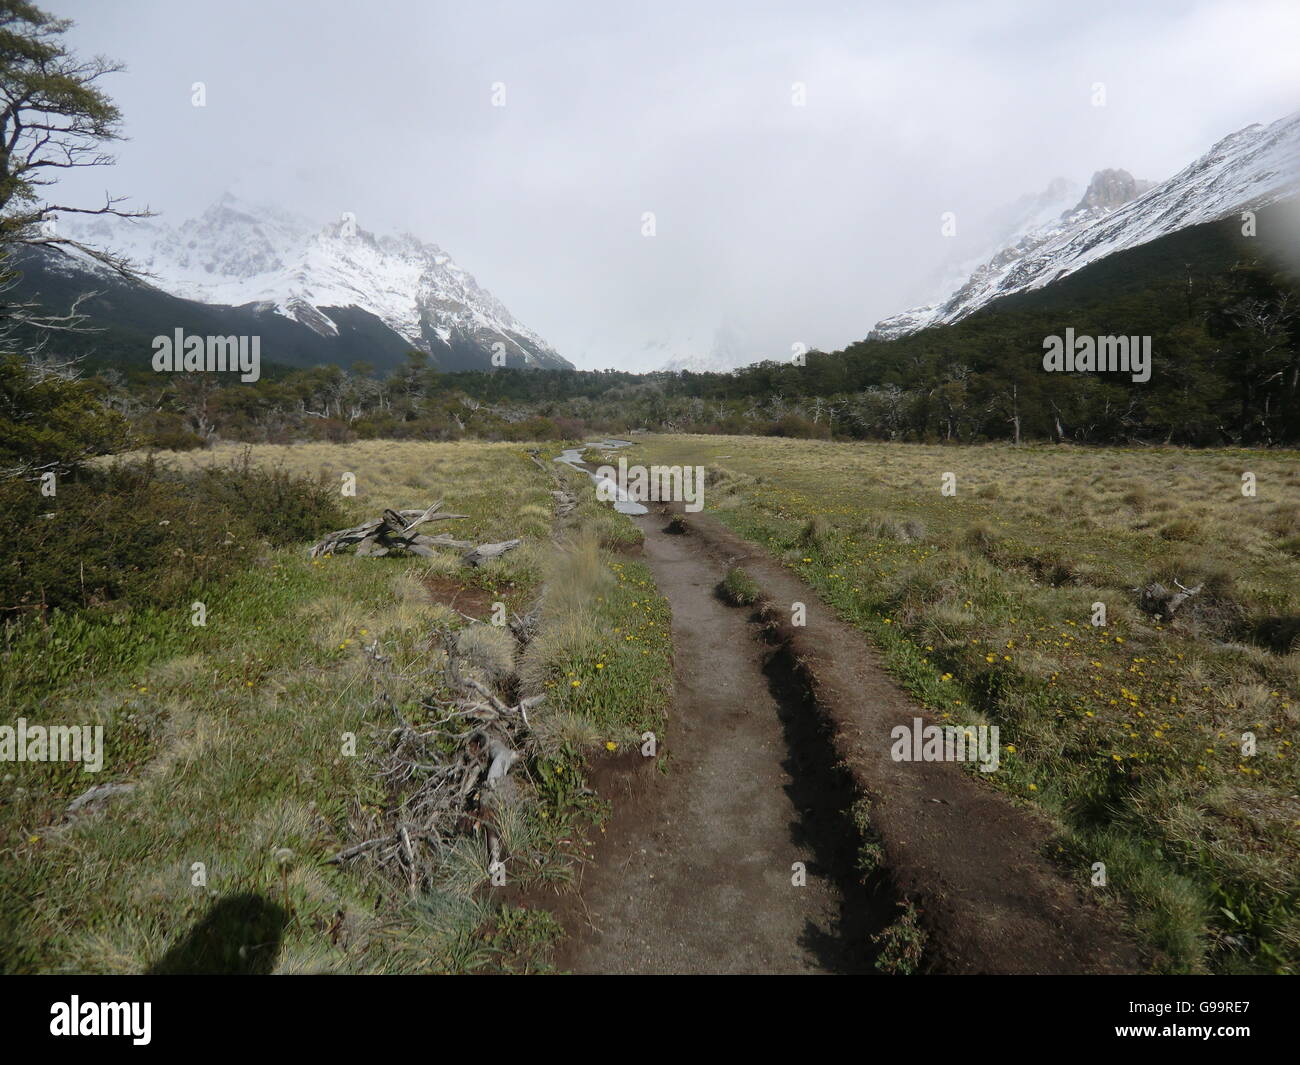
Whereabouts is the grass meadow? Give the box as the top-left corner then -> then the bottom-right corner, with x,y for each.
1,441 -> 670,973
7,432 -> 1297,974
631,433 -> 1300,974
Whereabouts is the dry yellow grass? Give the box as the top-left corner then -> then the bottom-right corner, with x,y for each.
137,439 -> 542,520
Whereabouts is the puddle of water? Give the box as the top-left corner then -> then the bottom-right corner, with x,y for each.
554,443 -> 648,515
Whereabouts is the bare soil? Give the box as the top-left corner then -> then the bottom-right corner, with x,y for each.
422,574 -> 498,618
550,509 -> 889,974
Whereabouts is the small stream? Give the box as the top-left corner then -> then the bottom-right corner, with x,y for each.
554,439 -> 648,515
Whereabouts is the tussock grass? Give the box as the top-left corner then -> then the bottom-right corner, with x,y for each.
861,515 -> 927,543
455,626 -> 517,684
720,566 -> 762,607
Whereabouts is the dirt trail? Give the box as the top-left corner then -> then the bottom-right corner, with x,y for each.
551,512 -> 888,974
554,490 -> 1139,974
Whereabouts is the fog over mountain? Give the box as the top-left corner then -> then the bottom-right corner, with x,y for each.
872,110 -> 1300,339
49,0 -> 1300,371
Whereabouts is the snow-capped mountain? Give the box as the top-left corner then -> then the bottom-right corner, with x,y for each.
872,110 -> 1300,339
654,323 -> 762,373
875,175 -> 1088,338
54,194 -> 570,370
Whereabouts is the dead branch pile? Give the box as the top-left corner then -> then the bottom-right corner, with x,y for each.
310,501 -> 521,567
323,472 -> 566,892
310,501 -> 467,558
328,610 -> 544,895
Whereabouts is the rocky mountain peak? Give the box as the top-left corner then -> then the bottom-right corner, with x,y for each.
1072,168 -> 1152,213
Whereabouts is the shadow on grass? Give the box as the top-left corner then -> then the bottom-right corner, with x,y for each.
148,892 -> 288,975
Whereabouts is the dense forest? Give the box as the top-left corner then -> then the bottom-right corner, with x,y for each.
13,205 -> 1300,451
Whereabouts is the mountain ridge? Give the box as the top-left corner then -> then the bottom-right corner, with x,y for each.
871,110 -> 1299,339
41,194 -> 571,371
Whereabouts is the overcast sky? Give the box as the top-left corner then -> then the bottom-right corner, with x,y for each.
53,0 -> 1300,370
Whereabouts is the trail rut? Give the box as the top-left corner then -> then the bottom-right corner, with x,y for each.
551,512 -> 888,974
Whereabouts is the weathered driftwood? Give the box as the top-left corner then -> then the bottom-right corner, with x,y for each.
1138,578 -> 1203,621
64,781 -> 135,818
322,463 -> 567,890
311,503 -> 525,569
463,539 -> 521,567
311,501 -> 468,559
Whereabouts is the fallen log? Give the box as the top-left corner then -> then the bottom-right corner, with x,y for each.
310,501 -> 468,558
463,539 -> 521,567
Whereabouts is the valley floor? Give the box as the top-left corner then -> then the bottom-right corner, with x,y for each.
5,434 -> 1296,974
